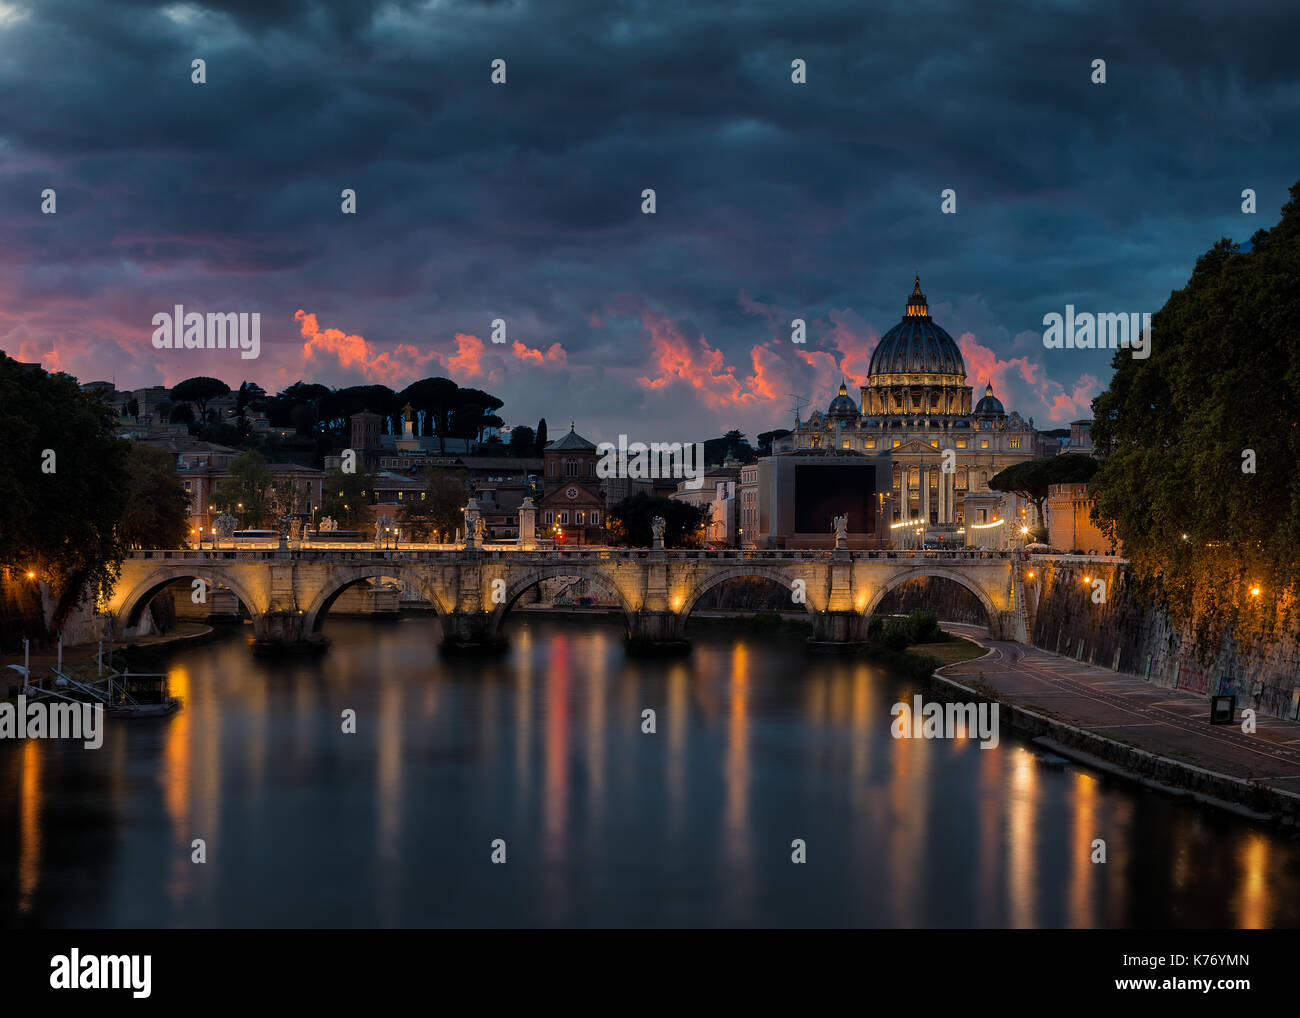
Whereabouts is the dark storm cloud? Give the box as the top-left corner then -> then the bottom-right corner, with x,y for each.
0,0 -> 1296,436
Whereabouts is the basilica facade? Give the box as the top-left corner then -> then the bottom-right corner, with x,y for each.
775,278 -> 1049,530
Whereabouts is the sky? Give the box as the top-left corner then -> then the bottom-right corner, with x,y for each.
1,0 -> 1297,445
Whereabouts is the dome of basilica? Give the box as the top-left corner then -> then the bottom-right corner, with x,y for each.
973,382 -> 1005,417
826,380 -> 858,417
867,277 -> 966,380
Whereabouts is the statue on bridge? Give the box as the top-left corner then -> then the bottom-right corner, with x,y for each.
651,516 -> 666,549
832,514 -> 848,549
215,513 -> 237,542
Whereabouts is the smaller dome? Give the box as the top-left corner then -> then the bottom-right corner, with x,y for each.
973,381 -> 1005,417
827,380 -> 859,418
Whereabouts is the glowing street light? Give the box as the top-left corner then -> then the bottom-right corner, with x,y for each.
1250,586 -> 1261,598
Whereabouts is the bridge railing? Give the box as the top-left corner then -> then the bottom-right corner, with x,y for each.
124,547 -> 1021,563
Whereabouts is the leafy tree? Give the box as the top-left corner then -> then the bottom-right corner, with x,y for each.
607,494 -> 710,548
533,418 -> 548,455
398,469 -> 469,541
0,356 -> 130,631
290,402 -> 316,437
757,428 -> 791,456
169,376 -> 231,418
508,425 -> 536,457
704,429 -> 756,465
210,450 -> 274,527
119,443 -> 191,548
123,397 -> 139,419
989,454 -> 1098,526
1091,181 -> 1300,649
169,403 -> 194,426
320,464 -> 376,529
399,377 -> 460,450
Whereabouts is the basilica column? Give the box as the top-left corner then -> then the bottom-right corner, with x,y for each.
921,465 -> 930,524
938,468 -> 947,523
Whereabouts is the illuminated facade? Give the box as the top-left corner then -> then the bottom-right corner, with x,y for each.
777,278 -> 1043,529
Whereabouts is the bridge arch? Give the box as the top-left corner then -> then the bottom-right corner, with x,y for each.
302,566 -> 451,633
489,564 -> 636,635
115,567 -> 263,632
679,565 -> 818,619
862,567 -> 1000,633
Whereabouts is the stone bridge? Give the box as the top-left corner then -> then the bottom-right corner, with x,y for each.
105,546 -> 1030,654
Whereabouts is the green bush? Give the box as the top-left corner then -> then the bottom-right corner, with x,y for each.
881,619 -> 911,651
906,609 -> 941,644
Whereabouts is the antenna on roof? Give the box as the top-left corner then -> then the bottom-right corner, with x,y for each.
787,393 -> 808,429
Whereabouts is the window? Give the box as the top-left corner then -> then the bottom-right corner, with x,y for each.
592,511 -> 600,525
980,439 -> 989,449
956,439 -> 966,449
865,438 -> 876,449
560,512 -> 569,524
930,440 -> 938,448
1010,436 -> 1020,449
841,439 -> 850,449
892,439 -> 901,448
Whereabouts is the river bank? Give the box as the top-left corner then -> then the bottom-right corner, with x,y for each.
0,622 -> 216,689
927,624 -> 1300,827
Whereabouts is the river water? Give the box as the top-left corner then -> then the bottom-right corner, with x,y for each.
3,614 -> 1298,928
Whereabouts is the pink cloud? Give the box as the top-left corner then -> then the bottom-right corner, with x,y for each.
295,310 -> 567,387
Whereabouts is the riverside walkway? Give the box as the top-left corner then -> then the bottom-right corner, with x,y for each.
940,623 -> 1300,822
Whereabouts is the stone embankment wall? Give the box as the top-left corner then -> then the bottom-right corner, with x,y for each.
1029,558 -> 1300,721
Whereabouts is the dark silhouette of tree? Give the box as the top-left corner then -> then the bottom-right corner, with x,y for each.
508,425 -> 536,457
169,376 -> 230,418
607,494 -> 709,548
119,444 -> 191,549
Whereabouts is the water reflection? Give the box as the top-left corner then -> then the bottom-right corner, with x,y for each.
2,614 -> 1299,929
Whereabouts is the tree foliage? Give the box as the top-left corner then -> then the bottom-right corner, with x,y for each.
119,443 -> 192,549
989,454 -> 1098,524
169,376 -> 230,417
508,425 -> 536,457
1090,180 -> 1300,649
607,494 -> 710,548
320,464 -> 376,529
398,469 -> 469,541
210,450 -> 275,527
0,356 -> 131,626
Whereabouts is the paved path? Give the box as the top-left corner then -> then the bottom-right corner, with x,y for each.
941,624 -> 1300,802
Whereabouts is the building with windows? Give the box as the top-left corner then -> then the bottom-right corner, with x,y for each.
776,277 -> 1040,529
538,423 -> 605,544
